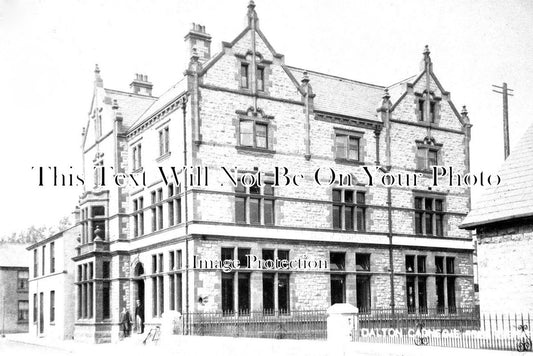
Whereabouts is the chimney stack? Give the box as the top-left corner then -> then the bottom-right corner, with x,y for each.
130,74 -> 153,96
184,23 -> 212,65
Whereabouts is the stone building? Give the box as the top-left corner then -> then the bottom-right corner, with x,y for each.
0,243 -> 29,334
461,121 -> 533,314
74,2 -> 475,342
27,226 -> 78,339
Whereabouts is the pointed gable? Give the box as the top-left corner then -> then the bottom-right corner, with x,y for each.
389,46 -> 466,132
199,4 -> 303,102
461,121 -> 533,228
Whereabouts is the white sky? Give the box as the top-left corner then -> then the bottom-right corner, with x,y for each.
0,0 -> 532,237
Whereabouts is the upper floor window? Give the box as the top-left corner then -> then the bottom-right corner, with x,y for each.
17,270 -> 29,290
50,242 -> 55,273
239,120 -> 268,149
414,196 -> 444,236
416,137 -> 442,171
132,143 -> 142,171
133,197 -> 144,237
235,180 -> 274,225
257,66 -> 265,91
33,250 -> 38,277
334,129 -> 363,162
159,127 -> 170,156
332,189 -> 366,231
240,63 -> 249,89
416,94 -> 440,123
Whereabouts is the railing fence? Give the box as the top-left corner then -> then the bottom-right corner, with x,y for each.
178,308 -> 532,351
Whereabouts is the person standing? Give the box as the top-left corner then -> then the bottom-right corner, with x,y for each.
120,307 -> 132,338
135,300 -> 144,334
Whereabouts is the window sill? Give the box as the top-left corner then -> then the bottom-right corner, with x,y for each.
334,158 -> 364,166
17,321 -> 29,324
156,152 -> 171,162
235,146 -> 275,155
132,167 -> 144,174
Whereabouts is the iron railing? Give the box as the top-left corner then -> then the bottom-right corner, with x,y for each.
183,309 -> 327,340
179,307 -> 532,351
356,308 -> 532,352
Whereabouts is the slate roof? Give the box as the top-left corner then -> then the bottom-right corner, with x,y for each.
0,243 -> 30,268
129,78 -> 187,131
287,66 -> 385,121
104,89 -> 157,129
461,120 -> 533,229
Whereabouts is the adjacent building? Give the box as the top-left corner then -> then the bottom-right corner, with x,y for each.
27,225 -> 79,339
461,121 -> 533,314
72,2 -> 475,343
0,243 -> 29,334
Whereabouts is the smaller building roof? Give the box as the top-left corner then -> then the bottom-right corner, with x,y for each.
104,89 -> 158,129
0,243 -> 30,268
461,120 -> 533,229
128,78 -> 188,131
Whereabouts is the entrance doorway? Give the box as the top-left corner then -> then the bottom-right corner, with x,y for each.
133,263 -> 145,328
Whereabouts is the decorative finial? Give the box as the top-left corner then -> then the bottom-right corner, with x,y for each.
461,105 -> 468,116
94,64 -> 103,87
93,225 -> 103,241
112,99 -> 119,110
247,0 -> 258,26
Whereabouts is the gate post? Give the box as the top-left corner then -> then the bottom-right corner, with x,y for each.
327,303 -> 359,342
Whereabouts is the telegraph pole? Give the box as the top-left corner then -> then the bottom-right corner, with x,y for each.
492,83 -> 514,159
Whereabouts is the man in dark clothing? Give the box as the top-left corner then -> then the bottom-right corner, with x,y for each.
120,307 -> 132,338
135,300 -> 144,334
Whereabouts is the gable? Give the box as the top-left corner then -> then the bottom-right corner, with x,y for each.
200,27 -> 303,103
390,70 -> 465,132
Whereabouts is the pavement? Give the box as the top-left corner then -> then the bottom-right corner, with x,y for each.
0,333 -> 526,356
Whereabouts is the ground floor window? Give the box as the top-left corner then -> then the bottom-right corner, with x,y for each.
77,262 -> 94,319
238,273 -> 250,315
262,273 -> 290,314
222,273 -> 234,314
33,294 -> 37,322
102,282 -> 110,319
436,256 -> 457,314
169,273 -> 182,312
18,300 -> 29,322
331,275 -> 345,305
221,272 -> 250,315
50,291 -> 55,323
356,276 -> 371,313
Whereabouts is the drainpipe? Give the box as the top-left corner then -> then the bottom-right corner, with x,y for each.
182,97 -> 190,334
